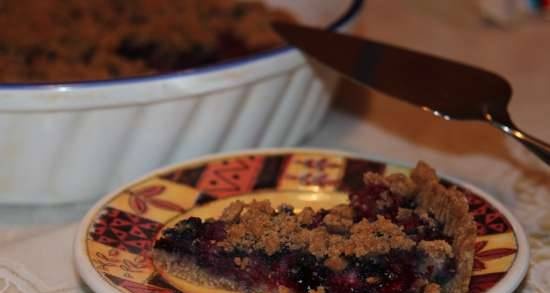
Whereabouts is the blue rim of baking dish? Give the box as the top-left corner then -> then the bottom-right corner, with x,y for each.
0,0 -> 364,89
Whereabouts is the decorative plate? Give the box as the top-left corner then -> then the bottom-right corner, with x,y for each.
75,148 -> 529,293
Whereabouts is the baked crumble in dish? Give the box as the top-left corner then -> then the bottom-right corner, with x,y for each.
0,0 -> 293,82
154,162 -> 477,293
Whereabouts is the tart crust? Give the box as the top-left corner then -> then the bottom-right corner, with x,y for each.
153,251 -> 259,292
411,162 -> 477,293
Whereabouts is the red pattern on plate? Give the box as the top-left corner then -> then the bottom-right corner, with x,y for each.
91,207 -> 162,255
125,185 -> 185,215
466,191 -> 512,235
91,248 -> 151,279
106,274 -> 175,293
195,156 -> 264,198
469,273 -> 507,293
473,240 -> 517,271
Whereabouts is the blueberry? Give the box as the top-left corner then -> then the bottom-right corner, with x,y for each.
116,36 -> 158,60
308,210 -> 329,229
200,221 -> 226,241
434,258 -> 457,284
327,269 -> 362,292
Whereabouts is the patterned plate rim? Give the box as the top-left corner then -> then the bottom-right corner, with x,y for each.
75,147 -> 529,293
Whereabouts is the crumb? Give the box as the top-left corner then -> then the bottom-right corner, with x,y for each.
248,200 -> 275,214
323,212 -> 353,233
330,204 -> 354,219
324,256 -> 347,272
386,173 -> 417,197
366,276 -> 380,284
363,172 -> 388,186
233,257 -> 249,269
364,171 -> 417,198
278,286 -> 292,293
424,283 -> 441,293
349,216 -> 415,257
376,192 -> 393,210
278,203 -> 295,214
327,234 -> 349,257
418,240 -> 454,259
307,228 -> 330,257
262,232 -> 281,255
411,161 -> 438,186
308,287 -> 326,293
297,207 -> 315,225
396,208 -> 413,221
220,200 -> 245,223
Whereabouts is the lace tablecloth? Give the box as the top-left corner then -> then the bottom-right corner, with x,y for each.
1,1 -> 549,293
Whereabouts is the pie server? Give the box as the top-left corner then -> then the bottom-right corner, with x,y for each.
272,22 -> 550,165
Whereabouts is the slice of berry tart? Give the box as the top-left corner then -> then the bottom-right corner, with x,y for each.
154,162 -> 476,293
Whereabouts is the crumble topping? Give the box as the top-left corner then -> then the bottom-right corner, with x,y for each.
363,172 -> 416,197
349,216 -> 415,257
220,201 -> 415,269
0,0 -> 294,82
222,200 -> 302,255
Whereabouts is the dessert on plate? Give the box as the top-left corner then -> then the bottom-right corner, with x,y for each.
154,162 -> 477,293
0,0 -> 293,82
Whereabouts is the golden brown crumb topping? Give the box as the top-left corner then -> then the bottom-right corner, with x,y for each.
0,0 -> 293,82
220,200 -> 415,271
349,216 -> 415,257
363,172 -> 417,198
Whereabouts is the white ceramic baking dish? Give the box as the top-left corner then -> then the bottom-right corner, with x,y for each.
0,0 -> 363,204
